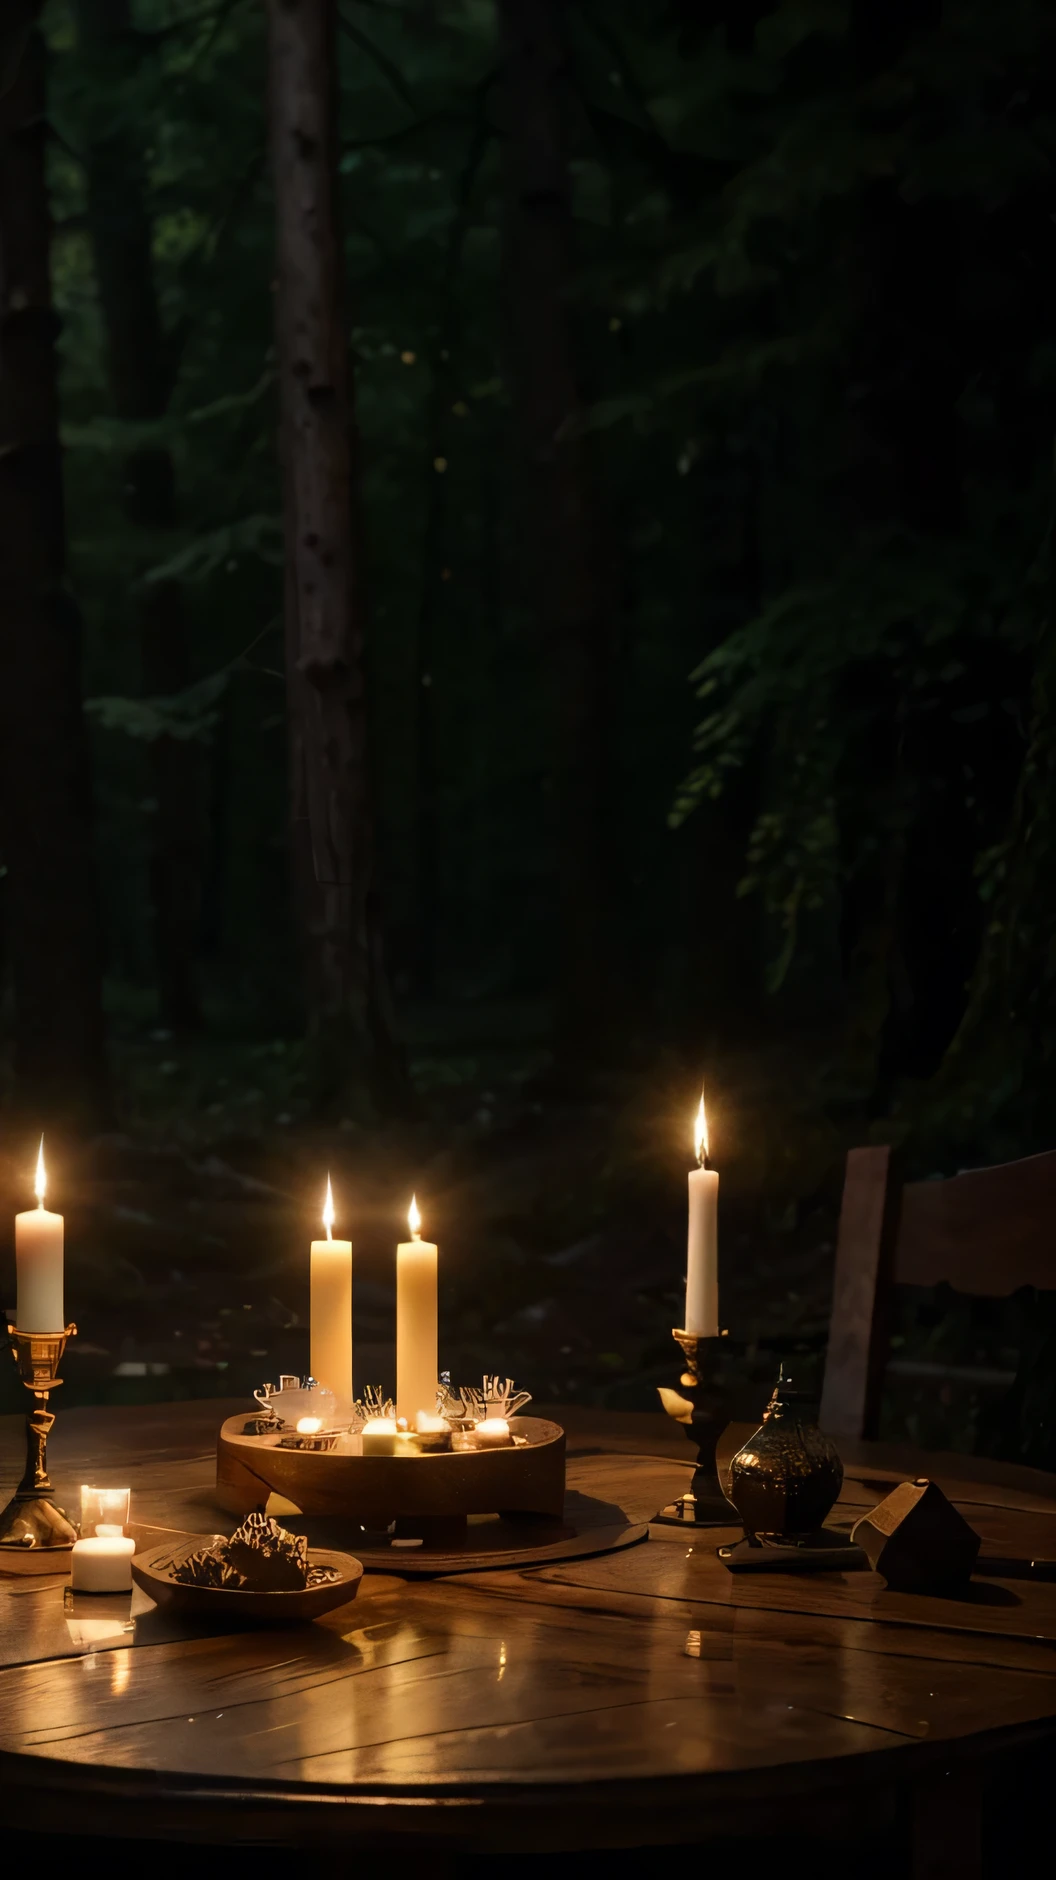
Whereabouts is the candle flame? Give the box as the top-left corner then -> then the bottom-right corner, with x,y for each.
694,1093 -> 709,1165
296,1416 -> 323,1435
408,1193 -> 421,1237
34,1135 -> 46,1205
322,1173 -> 334,1242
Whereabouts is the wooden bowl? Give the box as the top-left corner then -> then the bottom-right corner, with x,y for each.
131,1538 -> 363,1624
216,1412 -> 565,1524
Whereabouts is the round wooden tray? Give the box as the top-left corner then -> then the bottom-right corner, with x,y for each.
131,1538 -> 363,1622
216,1413 -> 567,1528
346,1516 -> 647,1577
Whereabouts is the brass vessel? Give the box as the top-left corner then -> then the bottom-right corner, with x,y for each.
728,1365 -> 842,1543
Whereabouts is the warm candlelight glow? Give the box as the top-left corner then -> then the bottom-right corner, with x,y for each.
362,1417 -> 398,1435
322,1174 -> 335,1242
81,1485 -> 131,1535
34,1134 -> 47,1206
408,1193 -> 422,1238
295,1416 -> 323,1435
474,1416 -> 512,1449
694,1092 -> 709,1166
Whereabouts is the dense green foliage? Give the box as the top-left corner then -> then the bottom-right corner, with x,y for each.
37,0 -> 1056,1170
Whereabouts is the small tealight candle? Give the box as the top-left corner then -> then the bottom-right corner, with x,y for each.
71,1535 -> 135,1593
473,1417 -> 512,1449
73,1485 -> 135,1591
362,1417 -> 402,1456
412,1410 -> 452,1453
296,1417 -> 323,1435
81,1485 -> 131,1532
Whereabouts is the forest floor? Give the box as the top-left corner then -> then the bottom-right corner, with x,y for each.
0,996 -> 848,1426
0,996 -> 1033,1459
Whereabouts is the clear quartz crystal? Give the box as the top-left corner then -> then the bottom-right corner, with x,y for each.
438,1375 -> 531,1422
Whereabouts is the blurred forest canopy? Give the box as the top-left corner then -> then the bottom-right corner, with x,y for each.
1,0 -> 1055,1179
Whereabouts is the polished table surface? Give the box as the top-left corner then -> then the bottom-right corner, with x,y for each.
0,1400 -> 1054,1852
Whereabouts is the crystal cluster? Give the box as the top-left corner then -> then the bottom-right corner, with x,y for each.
172,1513 -> 337,1591
352,1383 -> 396,1427
438,1375 -> 531,1422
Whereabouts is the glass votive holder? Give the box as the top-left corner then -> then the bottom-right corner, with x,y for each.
81,1485 -> 131,1536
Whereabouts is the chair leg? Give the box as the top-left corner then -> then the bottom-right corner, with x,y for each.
911,1770 -> 982,1880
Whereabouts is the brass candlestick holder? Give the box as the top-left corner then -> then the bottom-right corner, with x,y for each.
0,1322 -> 78,1572
655,1328 -> 736,1526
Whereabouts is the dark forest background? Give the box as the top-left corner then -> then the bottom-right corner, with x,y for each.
1,0 -> 1055,1463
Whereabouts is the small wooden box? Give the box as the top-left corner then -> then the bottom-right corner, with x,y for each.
851,1478 -> 980,1589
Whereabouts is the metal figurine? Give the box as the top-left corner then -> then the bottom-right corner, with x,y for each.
0,1322 -> 78,1570
655,1328 -> 736,1526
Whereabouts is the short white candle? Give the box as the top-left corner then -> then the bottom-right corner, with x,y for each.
71,1535 -> 135,1593
361,1416 -> 401,1456
310,1175 -> 353,1402
15,1137 -> 64,1332
473,1417 -> 512,1449
685,1093 -> 719,1337
396,1195 -> 438,1425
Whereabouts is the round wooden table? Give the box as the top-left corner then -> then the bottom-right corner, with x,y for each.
0,1400 -> 1054,1869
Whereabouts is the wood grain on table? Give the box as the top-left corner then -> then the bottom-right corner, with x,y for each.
0,1399 -> 1053,1852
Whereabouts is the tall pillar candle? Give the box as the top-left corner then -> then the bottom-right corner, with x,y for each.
310,1176 -> 352,1403
396,1196 -> 438,1423
15,1138 -> 64,1333
685,1096 -> 719,1337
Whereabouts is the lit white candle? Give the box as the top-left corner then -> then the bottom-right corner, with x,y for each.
81,1485 -> 130,1532
15,1137 -> 64,1332
310,1175 -> 352,1402
71,1534 -> 135,1593
73,1483 -> 135,1591
396,1195 -> 438,1424
685,1093 -> 719,1336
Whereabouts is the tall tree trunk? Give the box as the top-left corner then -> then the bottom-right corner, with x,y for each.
74,0 -> 202,1032
0,2 -> 110,1130
412,108 -> 490,997
497,0 -> 617,1066
266,0 -> 405,1115
839,0 -> 963,1095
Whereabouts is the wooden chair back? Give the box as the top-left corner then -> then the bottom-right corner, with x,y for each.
819,1143 -> 1056,1440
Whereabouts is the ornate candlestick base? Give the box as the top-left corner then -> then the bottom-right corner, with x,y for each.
0,1323 -> 78,1574
654,1329 -> 736,1527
